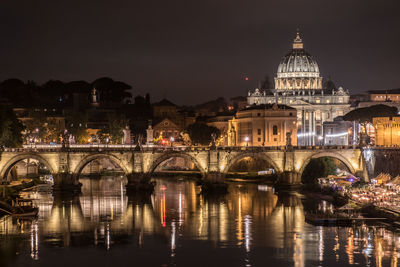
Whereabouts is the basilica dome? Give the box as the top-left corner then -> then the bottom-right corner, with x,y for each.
274,31 -> 322,90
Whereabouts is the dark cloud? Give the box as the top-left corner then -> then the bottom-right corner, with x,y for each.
1,0 -> 399,104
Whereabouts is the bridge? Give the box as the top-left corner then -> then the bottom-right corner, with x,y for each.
0,144 -> 368,191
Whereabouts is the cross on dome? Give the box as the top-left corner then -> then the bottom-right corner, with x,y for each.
293,29 -> 303,49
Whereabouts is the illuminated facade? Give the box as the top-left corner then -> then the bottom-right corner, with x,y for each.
373,116 -> 400,146
227,104 -> 297,146
247,31 -> 351,145
323,117 -> 359,146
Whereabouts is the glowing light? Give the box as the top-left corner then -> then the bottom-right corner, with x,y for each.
245,77 -> 249,81
325,132 -> 348,138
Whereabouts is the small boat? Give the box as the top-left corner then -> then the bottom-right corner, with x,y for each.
11,199 -> 39,218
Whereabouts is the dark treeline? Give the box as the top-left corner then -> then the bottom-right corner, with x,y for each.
0,77 -> 132,107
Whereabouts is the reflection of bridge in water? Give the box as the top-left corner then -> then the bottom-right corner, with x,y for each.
0,178 -> 305,256
0,145 -> 369,190
1,178 -> 399,266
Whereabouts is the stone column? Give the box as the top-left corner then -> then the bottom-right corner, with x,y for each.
301,109 -> 305,146
126,152 -> 155,193
308,111 -> 312,145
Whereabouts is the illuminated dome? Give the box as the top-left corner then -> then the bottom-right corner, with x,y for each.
274,31 -> 322,90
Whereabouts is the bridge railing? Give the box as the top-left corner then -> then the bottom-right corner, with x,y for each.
2,144 -> 363,153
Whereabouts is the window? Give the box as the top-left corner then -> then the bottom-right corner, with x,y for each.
257,113 -> 261,117
316,110 -> 321,120
273,125 -> 278,135
316,99 -> 320,103
257,129 -> 261,135
258,137 -> 261,142
326,99 -> 330,104
339,97 -> 343,103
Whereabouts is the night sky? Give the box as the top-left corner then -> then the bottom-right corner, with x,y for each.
1,0 -> 400,105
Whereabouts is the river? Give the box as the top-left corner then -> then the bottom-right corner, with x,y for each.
0,176 -> 399,267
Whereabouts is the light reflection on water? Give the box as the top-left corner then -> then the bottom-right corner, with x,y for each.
0,177 -> 399,267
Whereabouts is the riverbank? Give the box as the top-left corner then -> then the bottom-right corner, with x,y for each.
301,183 -> 349,207
0,178 -> 45,216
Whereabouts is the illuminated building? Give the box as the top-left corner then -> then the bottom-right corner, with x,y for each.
247,31 -> 351,145
228,104 -> 297,146
323,117 -> 359,146
373,116 -> 400,146
152,99 -> 196,140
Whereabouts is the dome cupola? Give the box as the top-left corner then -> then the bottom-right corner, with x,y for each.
274,30 -> 323,90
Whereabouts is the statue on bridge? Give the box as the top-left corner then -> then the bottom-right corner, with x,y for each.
286,131 -> 292,148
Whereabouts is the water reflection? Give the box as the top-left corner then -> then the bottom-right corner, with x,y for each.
0,177 -> 399,266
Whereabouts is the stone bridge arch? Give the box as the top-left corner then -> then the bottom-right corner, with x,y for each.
298,151 -> 356,177
72,153 -> 131,182
222,152 -> 282,174
147,152 -> 207,177
0,153 -> 56,181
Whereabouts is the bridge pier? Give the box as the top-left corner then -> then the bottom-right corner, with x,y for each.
201,172 -> 228,194
276,171 -> 302,189
126,173 -> 155,194
53,173 -> 82,193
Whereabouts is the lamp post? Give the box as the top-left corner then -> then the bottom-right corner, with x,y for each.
244,136 -> 249,147
170,136 -> 174,147
106,137 -> 110,148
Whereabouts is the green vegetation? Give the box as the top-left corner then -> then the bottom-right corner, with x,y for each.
343,104 -> 398,123
24,111 -> 62,143
97,113 -> 127,144
301,157 -> 337,184
186,122 -> 220,146
0,105 -> 24,148
66,113 -> 89,144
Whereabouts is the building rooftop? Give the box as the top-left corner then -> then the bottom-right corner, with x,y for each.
240,103 -> 296,111
368,88 -> 400,94
153,98 -> 177,107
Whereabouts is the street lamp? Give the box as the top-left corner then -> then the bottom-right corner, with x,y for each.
244,136 -> 249,147
170,136 -> 174,147
106,137 -> 110,148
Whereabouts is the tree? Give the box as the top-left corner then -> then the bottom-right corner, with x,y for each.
66,113 -> 89,144
186,123 -> 220,146
92,77 -> 132,106
343,104 -> 398,142
301,157 -> 337,184
343,104 -> 398,123
97,113 -> 127,144
0,105 -> 24,147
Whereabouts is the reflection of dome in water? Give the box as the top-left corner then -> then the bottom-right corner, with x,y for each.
275,31 -> 323,90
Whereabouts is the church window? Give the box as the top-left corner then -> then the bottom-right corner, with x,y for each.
257,129 -> 261,135
273,125 -> 278,135
164,121 -> 169,126
316,111 -> 321,120
258,137 -> 261,142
